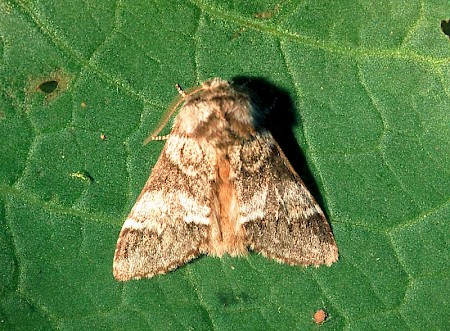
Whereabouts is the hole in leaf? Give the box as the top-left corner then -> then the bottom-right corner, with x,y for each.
38,80 -> 59,94
29,70 -> 69,103
441,20 -> 450,38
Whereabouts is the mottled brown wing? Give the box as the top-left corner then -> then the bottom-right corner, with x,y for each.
113,136 -> 213,281
231,132 -> 338,266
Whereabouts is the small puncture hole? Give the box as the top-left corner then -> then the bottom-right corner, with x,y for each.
38,80 -> 58,94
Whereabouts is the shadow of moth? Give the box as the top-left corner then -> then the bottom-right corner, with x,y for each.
113,78 -> 338,281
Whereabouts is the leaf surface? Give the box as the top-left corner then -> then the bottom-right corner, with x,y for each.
0,1 -> 449,330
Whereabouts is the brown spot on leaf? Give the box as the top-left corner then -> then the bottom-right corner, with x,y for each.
231,27 -> 246,40
313,309 -> 327,324
254,4 -> 280,19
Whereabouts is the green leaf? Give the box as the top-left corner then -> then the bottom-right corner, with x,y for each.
1,1 -> 449,330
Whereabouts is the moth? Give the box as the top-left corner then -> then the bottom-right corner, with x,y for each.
113,78 -> 338,281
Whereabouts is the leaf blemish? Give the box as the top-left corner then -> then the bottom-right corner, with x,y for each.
217,291 -> 239,307
29,69 -> 70,102
254,4 -> 280,19
70,170 -> 94,183
217,290 -> 253,307
313,309 -> 328,324
38,80 -> 59,94
441,20 -> 450,38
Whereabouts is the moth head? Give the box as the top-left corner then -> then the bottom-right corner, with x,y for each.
174,78 -> 262,141
145,78 -> 264,145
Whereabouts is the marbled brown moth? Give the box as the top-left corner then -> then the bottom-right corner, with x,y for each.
113,78 -> 338,281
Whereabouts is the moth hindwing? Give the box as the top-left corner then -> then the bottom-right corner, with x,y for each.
113,78 -> 338,281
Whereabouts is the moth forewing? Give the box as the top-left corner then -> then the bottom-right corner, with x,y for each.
113,78 -> 338,281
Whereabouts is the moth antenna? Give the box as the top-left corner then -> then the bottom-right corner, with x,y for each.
150,134 -> 170,141
143,83 -> 204,145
